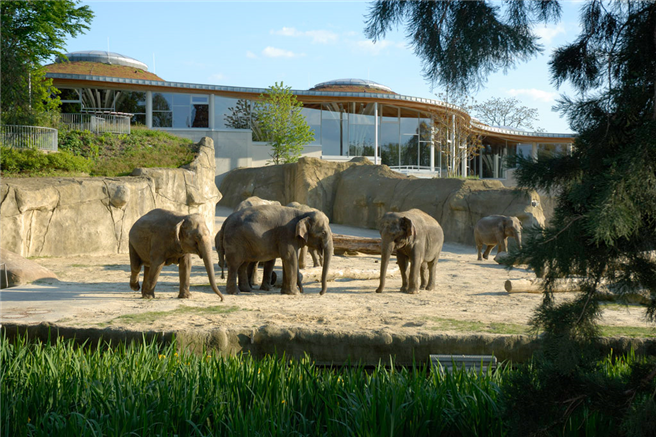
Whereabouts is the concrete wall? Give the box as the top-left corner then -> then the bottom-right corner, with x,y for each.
0,137 -> 221,258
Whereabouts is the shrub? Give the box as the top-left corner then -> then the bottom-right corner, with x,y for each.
0,146 -> 92,176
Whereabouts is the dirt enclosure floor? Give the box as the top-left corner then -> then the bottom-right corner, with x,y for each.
2,207 -> 654,363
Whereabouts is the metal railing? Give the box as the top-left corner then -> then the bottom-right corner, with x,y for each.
0,125 -> 58,151
60,113 -> 131,134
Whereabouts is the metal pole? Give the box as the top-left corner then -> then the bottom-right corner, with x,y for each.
374,102 -> 379,165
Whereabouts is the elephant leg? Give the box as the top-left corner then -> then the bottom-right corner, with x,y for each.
280,247 -> 299,295
397,253 -> 409,293
297,269 -> 304,293
247,262 -> 259,289
310,248 -> 321,267
406,250 -> 422,294
178,254 -> 191,299
260,259 -> 275,291
420,262 -> 429,290
238,263 -> 254,293
426,260 -> 437,291
129,244 -> 142,291
226,260 -> 240,295
482,245 -> 494,260
498,237 -> 508,254
298,246 -> 308,269
141,262 -> 163,299
476,243 -> 483,261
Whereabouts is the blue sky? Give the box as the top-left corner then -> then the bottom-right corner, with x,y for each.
59,0 -> 583,133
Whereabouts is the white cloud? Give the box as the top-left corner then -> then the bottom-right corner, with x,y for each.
209,73 -> 225,82
262,46 -> 305,58
533,24 -> 566,45
507,88 -> 558,103
246,51 -> 257,59
270,27 -> 338,44
353,39 -> 404,55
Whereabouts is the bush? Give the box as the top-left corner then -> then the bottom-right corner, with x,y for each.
1,147 -> 92,176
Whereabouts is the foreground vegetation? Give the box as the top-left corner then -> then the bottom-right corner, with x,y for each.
1,127 -> 197,177
2,336 -> 654,437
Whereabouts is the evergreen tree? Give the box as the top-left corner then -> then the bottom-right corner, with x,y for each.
366,1 -> 656,433
252,82 -> 314,165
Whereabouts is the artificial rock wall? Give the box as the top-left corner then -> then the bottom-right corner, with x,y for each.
219,157 -> 545,246
0,137 -> 221,257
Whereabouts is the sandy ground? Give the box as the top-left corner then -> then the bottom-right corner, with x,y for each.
1,208 -> 652,338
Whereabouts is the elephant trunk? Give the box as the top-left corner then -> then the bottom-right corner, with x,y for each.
319,237 -> 333,295
201,239 -> 224,301
516,231 -> 522,251
376,238 -> 395,293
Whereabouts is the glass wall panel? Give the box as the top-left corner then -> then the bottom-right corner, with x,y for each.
153,92 -> 173,127
173,105 -> 191,128
116,91 -> 146,124
216,96 -> 251,129
321,103 -> 347,155
301,107 -> 321,145
419,117 -> 432,168
400,115 -> 419,167
379,107 -> 400,167
153,111 -> 172,128
538,143 -> 567,159
348,102 -> 376,156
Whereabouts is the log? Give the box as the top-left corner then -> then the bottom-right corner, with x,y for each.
332,234 -> 384,255
504,278 -> 583,293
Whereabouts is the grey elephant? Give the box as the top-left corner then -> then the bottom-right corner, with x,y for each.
222,204 -> 333,295
474,215 -> 522,260
215,196 -> 281,285
129,209 -> 224,301
287,202 -> 323,269
376,209 -> 444,294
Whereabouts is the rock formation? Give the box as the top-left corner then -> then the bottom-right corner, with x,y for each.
0,137 -> 221,257
219,157 -> 544,246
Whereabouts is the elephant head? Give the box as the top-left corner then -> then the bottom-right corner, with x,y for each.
295,210 -> 333,295
376,212 -> 416,293
176,214 -> 224,299
501,216 -> 523,250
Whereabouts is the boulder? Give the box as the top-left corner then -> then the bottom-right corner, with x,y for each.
0,248 -> 58,288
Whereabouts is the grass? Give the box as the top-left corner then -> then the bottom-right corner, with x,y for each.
106,305 -> 241,325
1,126 -> 197,178
425,316 -> 530,335
1,335 -> 509,437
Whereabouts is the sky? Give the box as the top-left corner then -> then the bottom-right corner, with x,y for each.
58,0 -> 585,134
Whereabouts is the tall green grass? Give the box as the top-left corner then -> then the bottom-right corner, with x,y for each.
1,335 -> 507,437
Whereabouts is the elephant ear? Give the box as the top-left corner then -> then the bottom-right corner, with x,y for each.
401,217 -> 416,238
296,216 -> 311,242
174,219 -> 185,249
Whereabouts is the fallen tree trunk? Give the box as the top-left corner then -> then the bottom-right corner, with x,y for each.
504,278 -> 584,293
332,234 -> 384,255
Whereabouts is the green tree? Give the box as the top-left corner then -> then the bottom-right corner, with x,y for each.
1,0 -> 93,126
252,82 -> 314,165
366,1 -> 656,434
472,97 -> 541,131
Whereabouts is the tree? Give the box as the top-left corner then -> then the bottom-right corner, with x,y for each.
366,1 -> 656,433
1,0 -> 93,126
252,82 -> 315,165
472,97 -> 540,131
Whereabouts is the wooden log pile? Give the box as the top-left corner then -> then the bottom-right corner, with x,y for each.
332,234 -> 385,255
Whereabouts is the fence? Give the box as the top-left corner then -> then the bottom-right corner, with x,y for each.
60,113 -> 131,134
0,125 -> 58,151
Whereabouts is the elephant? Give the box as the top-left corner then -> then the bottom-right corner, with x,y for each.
287,202 -> 323,269
376,209 -> 444,294
129,209 -> 224,301
216,196 -> 281,286
474,215 -> 523,261
222,204 -> 333,295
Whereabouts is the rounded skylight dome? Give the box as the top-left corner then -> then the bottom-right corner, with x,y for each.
57,50 -> 149,71
310,78 -> 395,94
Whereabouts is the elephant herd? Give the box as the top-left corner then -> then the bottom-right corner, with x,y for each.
127,197 -> 523,301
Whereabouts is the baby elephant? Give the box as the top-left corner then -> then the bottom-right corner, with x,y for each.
474,215 -> 522,261
377,209 -> 444,294
129,209 -> 224,300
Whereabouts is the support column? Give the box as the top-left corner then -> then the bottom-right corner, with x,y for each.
374,102 -> 379,164
209,94 -> 215,130
532,142 -> 538,160
146,91 -> 152,129
461,142 -> 467,177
